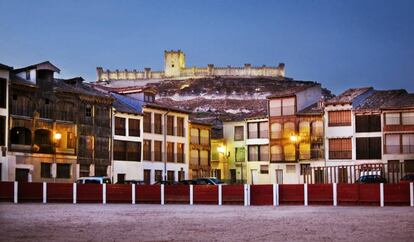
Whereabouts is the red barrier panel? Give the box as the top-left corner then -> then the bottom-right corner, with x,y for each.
107,184 -> 132,203
222,185 -> 244,205
18,182 -> 43,202
250,185 -> 273,205
338,184 -> 380,205
279,184 -> 304,204
77,184 -> 102,203
308,184 -> 333,205
136,185 -> 161,204
47,183 -> 73,203
384,183 -> 410,205
359,184 -> 380,205
165,185 -> 190,204
194,185 -> 218,204
0,182 -> 14,202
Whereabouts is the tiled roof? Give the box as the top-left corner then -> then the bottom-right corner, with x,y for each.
13,61 -> 61,73
325,87 -> 373,105
381,93 -> 414,109
0,63 -> 13,70
355,89 -> 407,111
266,81 -> 320,99
11,74 -> 37,87
54,78 -> 112,99
111,93 -> 143,115
296,102 -> 324,115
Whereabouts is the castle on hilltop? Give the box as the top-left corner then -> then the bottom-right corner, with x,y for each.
96,50 -> 285,82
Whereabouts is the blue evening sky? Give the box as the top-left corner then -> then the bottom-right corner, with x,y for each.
0,0 -> 413,94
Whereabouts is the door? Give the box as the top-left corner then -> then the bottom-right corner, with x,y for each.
230,169 -> 236,183
251,169 -> 258,185
144,169 -> 151,184
15,168 -> 29,182
275,169 -> 283,184
117,173 -> 125,184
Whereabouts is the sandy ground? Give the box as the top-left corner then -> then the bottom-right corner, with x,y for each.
0,204 -> 413,242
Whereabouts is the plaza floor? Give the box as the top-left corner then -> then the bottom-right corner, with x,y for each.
0,204 -> 413,242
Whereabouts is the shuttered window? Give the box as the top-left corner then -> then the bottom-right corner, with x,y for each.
128,119 -> 140,137
356,137 -> 382,160
329,138 -> 352,159
355,115 -> 381,132
115,117 -> 126,136
328,111 -> 351,126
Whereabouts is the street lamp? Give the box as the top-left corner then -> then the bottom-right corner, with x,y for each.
53,132 -> 61,182
290,134 -> 299,162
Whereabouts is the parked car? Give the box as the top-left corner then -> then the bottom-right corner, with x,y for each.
178,179 -> 197,185
153,180 -> 180,185
356,175 -> 387,184
194,177 -> 224,185
400,174 -> 414,183
122,180 -> 146,185
76,177 -> 112,184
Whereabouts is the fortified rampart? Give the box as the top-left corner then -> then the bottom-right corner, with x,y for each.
96,50 -> 285,81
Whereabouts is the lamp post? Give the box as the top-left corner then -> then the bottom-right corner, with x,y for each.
53,132 -> 61,182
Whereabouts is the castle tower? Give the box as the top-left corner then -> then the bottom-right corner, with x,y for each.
164,50 -> 186,77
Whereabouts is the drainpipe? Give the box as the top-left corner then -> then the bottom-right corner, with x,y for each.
163,110 -> 170,182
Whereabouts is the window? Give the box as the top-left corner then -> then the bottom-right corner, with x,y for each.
402,134 -> 414,154
270,145 -> 282,161
143,112 -> 151,133
190,128 -> 199,144
259,122 -> 269,138
67,132 -> 75,149
200,130 -> 209,145
283,144 -> 296,161
143,140 -> 151,161
78,136 -> 93,158
260,165 -> 269,174
177,117 -> 184,137
248,145 -> 268,161
329,138 -> 352,159
356,137 -> 381,159
402,112 -> 414,125
114,140 -> 127,160
385,134 -> 400,154
155,170 -> 162,182
282,97 -> 295,116
270,123 -> 282,139
404,160 -> 414,173
11,95 -> 33,117
57,101 -> 74,122
211,143 -> 219,161
167,170 -> 175,181
190,149 -> 199,166
86,105 -> 92,117
167,142 -> 174,162
177,143 -> 184,163
311,121 -> 323,137
25,70 -> 30,80
385,113 -> 400,125
94,165 -> 107,177
41,163 -> 51,178
355,115 -> 381,132
34,129 -> 53,154
328,110 -> 351,126
128,119 -> 140,137
0,116 -> 5,146
127,141 -> 141,161
79,164 -> 90,177
154,113 -> 162,134
95,106 -> 110,127
56,164 -> 71,179
95,137 -> 109,160
235,147 -> 245,162
154,141 -> 162,161
200,150 -> 208,166
11,127 -> 31,145
299,121 -> 310,137
269,99 -> 281,116
0,78 -> 6,108
234,126 -> 244,141
144,93 -> 154,103
115,117 -> 126,136
144,169 -> 151,184
248,123 -> 258,139
167,115 -> 174,135
283,122 -> 295,139
300,164 -> 310,175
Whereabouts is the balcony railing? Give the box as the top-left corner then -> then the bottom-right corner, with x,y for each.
190,136 -> 199,144
200,137 -> 209,146
385,145 -> 414,154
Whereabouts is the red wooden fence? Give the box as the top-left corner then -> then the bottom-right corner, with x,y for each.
279,184 -> 304,204
18,182 -> 42,203
193,185 -> 218,204
0,181 -> 14,202
136,185 -> 160,204
250,185 -> 273,205
47,183 -> 73,203
77,184 -> 102,203
222,185 -> 244,205
106,184 -> 132,203
0,182 -> 412,206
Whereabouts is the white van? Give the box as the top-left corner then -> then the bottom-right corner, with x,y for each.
76,177 -> 111,184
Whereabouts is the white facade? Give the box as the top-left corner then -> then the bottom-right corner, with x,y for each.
222,121 -> 246,182
142,107 -> 189,184
112,111 -> 144,183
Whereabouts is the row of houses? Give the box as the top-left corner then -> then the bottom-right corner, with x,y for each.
0,61 -> 413,184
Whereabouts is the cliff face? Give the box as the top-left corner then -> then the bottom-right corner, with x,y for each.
144,76 -> 333,121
